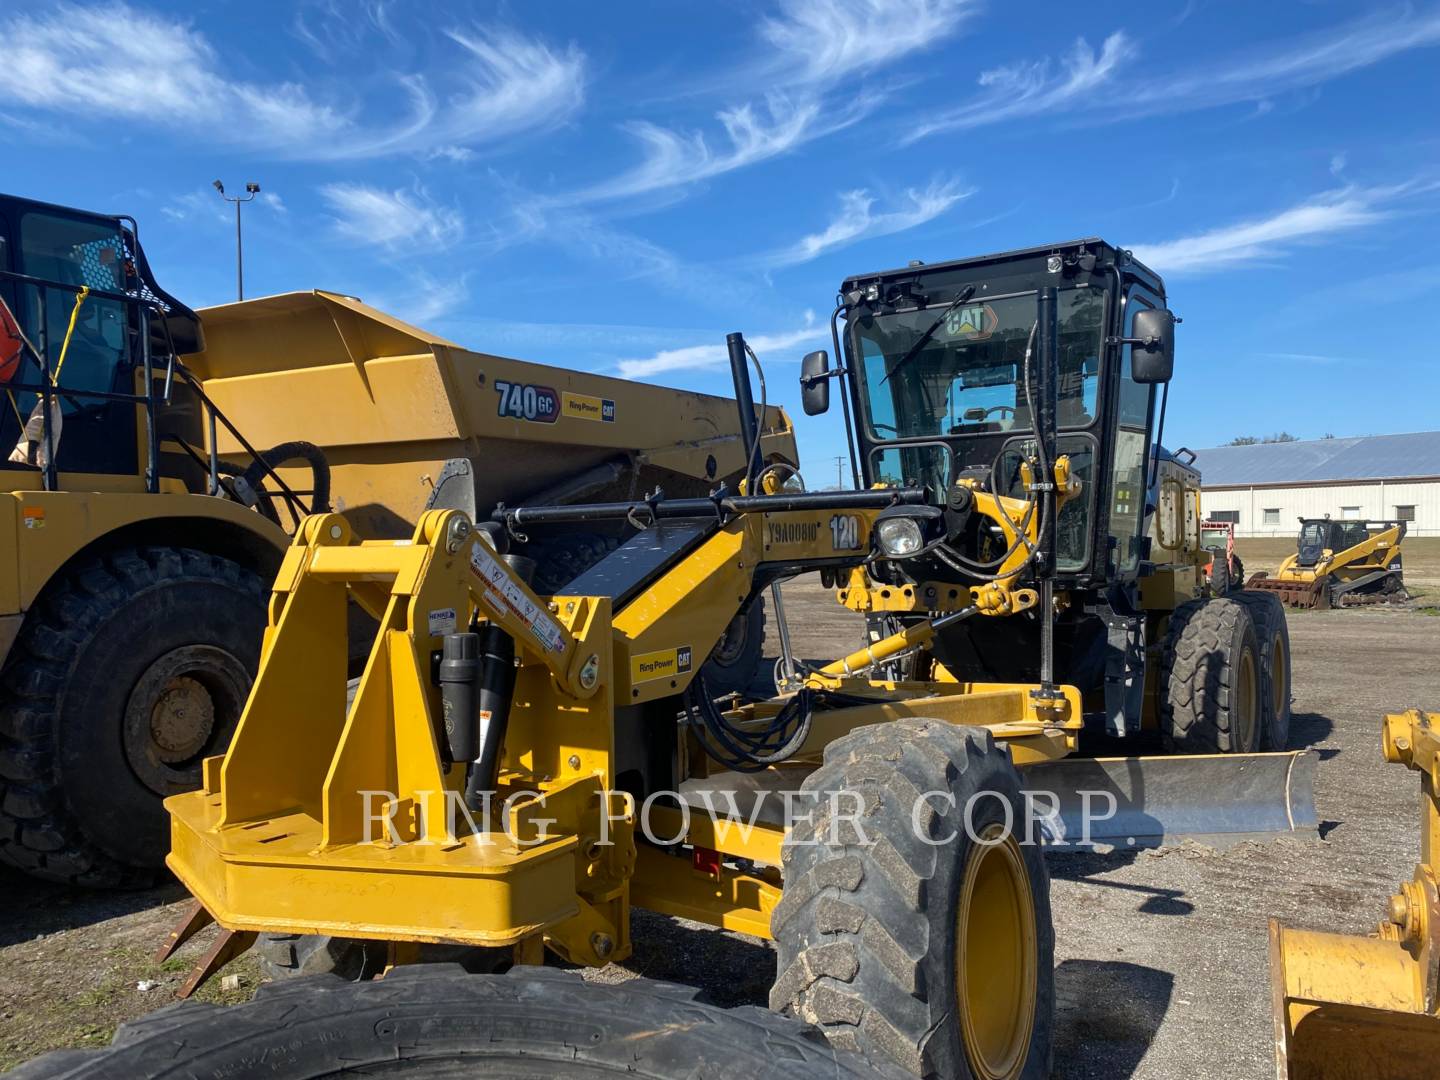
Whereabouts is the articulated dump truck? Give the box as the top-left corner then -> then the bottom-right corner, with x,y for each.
0,189 -> 794,890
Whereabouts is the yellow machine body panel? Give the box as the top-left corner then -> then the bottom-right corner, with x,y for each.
1271,709 -> 1440,1078
187,292 -> 798,538
0,485 -> 287,660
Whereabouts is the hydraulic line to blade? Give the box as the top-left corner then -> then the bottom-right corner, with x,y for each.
816,606 -> 978,679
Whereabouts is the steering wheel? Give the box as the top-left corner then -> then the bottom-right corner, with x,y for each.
870,422 -> 900,435
982,405 -> 1015,420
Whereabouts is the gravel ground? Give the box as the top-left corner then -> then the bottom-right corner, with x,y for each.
2,580 -> 1435,1077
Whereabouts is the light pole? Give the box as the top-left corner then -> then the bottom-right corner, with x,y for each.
213,180 -> 260,301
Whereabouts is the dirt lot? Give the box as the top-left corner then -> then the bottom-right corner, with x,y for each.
3,580 -> 1437,1077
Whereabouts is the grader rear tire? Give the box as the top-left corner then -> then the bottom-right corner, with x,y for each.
8,966 -> 888,1079
1159,597 -> 1263,754
0,548 -> 266,887
1232,591 -> 1292,750
771,718 -> 1054,1080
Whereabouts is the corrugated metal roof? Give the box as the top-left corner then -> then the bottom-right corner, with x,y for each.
1192,431 -> 1440,487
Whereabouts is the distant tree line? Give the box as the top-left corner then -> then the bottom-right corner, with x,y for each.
1226,432 -> 1300,446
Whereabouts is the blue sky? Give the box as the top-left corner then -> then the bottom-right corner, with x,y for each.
4,0 -> 1439,475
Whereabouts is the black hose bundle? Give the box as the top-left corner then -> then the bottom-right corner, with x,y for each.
682,677 -> 882,773
219,440 -> 332,525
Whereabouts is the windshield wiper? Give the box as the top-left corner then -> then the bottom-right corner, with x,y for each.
879,284 -> 977,385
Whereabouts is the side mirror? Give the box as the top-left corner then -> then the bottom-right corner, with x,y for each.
1129,308 -> 1175,384
800,349 -> 831,415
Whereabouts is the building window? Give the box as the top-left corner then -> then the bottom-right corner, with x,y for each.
1263,508 -> 1280,526
1341,506 -> 1361,520
1210,510 -> 1239,524
1396,505 -> 1416,523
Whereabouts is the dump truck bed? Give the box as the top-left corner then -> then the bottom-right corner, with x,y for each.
185,291 -> 797,537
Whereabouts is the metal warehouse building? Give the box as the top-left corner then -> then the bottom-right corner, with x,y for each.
1191,431 -> 1440,538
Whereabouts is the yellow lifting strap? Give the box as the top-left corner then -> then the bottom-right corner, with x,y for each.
50,285 -> 90,385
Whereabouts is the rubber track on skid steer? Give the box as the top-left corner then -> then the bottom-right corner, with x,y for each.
9,966 -> 901,1079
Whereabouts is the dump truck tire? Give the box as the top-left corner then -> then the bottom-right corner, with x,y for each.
1159,597 -> 1263,754
704,599 -> 766,697
7,965 -> 891,1079
1232,591 -> 1292,750
0,548 -> 265,887
771,718 -> 1054,1079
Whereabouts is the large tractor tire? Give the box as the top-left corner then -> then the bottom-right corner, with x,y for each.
1159,597 -> 1263,754
0,548 -> 266,887
531,530 -> 765,698
1232,591 -> 1292,750
9,966 -> 890,1079
771,718 -> 1054,1080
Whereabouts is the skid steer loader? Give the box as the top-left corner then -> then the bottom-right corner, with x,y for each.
0,193 -> 794,890
151,239 -> 1316,1080
1270,708 -> 1440,1078
1247,516 -> 1409,608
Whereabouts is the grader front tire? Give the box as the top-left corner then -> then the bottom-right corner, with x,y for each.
770,718 -> 1054,1080
9,966 -> 886,1079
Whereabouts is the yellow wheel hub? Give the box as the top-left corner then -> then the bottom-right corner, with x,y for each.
956,824 -> 1037,1080
1237,647 -> 1259,750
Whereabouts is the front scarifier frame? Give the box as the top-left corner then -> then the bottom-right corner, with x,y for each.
165,486 -> 1088,976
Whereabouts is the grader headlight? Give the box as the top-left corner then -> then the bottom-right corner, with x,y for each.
876,515 -> 925,558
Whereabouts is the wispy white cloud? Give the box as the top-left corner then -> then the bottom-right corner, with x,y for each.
360,270 -> 470,326
557,0 -> 969,210
908,32 -> 1134,142
1130,183 -> 1435,273
0,4 -> 585,160
770,178 -> 973,267
561,94 -> 859,207
320,183 -> 465,251
758,0 -> 976,86
618,315 -> 824,379
911,5 -> 1440,143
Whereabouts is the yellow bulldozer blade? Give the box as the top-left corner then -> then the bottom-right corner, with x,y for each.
1270,709 -> 1440,1079
1024,750 -> 1318,850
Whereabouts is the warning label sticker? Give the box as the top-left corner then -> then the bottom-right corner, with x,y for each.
630,645 -> 693,685
468,543 -> 567,654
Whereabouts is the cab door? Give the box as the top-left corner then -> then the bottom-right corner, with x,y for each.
1106,285 -> 1161,578
11,206 -> 138,477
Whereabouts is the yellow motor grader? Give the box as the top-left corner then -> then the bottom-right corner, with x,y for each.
128,240 -> 1318,1080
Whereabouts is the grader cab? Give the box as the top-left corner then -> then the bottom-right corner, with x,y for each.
159,239 -> 1316,1080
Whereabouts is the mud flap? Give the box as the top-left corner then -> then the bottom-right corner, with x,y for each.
1021,750 -> 1318,850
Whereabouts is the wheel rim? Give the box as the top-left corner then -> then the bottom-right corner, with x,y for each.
1269,632 -> 1288,726
956,824 -> 1037,1080
1236,647 -> 1259,751
123,645 -> 252,796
